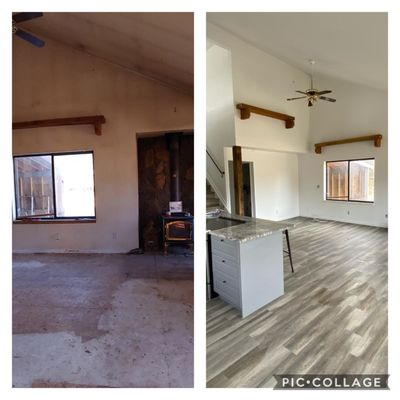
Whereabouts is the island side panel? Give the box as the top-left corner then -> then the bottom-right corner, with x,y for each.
239,231 -> 284,317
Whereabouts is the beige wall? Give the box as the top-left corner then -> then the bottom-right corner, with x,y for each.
12,37 -> 193,253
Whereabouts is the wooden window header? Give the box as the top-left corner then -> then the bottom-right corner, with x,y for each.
314,134 -> 382,154
236,103 -> 295,129
12,115 -> 106,136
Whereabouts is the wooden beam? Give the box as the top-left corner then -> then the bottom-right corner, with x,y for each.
314,134 -> 382,154
236,103 -> 295,129
12,115 -> 106,136
232,146 -> 244,216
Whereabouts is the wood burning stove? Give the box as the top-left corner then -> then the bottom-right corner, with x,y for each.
159,132 -> 194,255
162,213 -> 193,255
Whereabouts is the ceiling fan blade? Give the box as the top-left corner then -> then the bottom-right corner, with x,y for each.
317,90 -> 332,95
287,96 -> 307,101
15,29 -> 45,47
296,90 -> 308,95
319,96 -> 336,102
13,12 -> 43,23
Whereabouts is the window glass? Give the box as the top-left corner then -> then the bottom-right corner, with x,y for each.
13,152 -> 95,220
325,159 -> 374,203
326,161 -> 348,201
349,159 -> 375,202
14,156 -> 54,218
54,153 -> 95,217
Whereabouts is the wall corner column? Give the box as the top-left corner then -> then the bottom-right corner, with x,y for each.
232,146 -> 244,216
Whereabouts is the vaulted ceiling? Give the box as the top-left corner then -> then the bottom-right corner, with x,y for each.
208,12 -> 387,90
14,12 -> 194,94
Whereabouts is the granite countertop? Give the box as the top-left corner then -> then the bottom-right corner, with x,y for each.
206,211 -> 294,243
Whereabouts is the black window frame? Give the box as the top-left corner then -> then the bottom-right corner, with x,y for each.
13,150 -> 96,220
325,158 -> 375,204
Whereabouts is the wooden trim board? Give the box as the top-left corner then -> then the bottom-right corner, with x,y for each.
314,134 -> 382,154
236,103 -> 295,129
12,115 -> 106,136
13,219 -> 96,224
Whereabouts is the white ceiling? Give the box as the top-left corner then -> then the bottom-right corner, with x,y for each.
15,12 -> 194,94
208,12 -> 387,90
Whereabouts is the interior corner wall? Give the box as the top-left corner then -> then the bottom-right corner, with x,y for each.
298,76 -> 388,227
207,22 -> 311,153
207,22 -> 311,218
226,148 -> 299,221
206,43 -> 236,205
12,37 -> 193,253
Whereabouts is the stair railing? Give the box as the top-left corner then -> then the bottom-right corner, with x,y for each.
206,149 -> 224,177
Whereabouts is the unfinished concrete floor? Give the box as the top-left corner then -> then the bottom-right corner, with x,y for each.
13,252 -> 193,388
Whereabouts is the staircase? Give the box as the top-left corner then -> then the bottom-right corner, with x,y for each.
206,181 -> 225,211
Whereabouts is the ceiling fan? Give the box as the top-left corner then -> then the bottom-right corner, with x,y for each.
287,60 -> 336,107
12,12 -> 45,48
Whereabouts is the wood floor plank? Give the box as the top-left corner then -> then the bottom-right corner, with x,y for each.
206,217 -> 388,387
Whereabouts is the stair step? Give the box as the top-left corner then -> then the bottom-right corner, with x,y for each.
206,180 -> 225,211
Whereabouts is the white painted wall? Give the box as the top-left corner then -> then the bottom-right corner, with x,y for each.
208,23 -> 387,228
207,22 -> 311,153
226,148 -> 299,220
13,37 -> 193,253
299,76 -> 388,227
206,43 -> 235,205
207,23 -> 310,217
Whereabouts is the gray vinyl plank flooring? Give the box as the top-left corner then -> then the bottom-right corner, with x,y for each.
206,217 -> 388,387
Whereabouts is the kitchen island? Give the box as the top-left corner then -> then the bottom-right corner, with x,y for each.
207,212 -> 293,318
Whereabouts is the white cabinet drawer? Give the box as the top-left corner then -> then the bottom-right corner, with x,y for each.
212,247 -> 239,265
211,236 -> 238,257
213,268 -> 240,299
216,288 -> 240,309
212,253 -> 239,278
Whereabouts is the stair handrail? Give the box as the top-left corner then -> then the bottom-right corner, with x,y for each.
206,149 -> 225,177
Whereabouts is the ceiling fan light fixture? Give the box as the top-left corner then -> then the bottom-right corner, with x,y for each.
287,60 -> 336,107
12,12 -> 45,48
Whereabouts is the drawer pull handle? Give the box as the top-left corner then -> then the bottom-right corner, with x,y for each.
223,280 -> 227,283
220,239 -> 224,242
222,260 -> 225,263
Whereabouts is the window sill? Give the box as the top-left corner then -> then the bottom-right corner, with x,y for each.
13,218 -> 96,224
324,199 -> 374,205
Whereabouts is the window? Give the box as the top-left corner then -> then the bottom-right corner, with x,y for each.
326,159 -> 375,203
14,151 -> 95,220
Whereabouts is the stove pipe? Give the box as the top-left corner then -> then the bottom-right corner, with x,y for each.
166,132 -> 182,202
